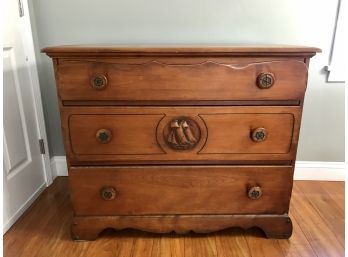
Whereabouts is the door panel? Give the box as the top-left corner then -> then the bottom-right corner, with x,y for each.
3,49 -> 31,174
3,0 -> 48,233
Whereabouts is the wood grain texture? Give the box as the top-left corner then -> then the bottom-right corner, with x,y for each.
295,181 -> 344,247
56,60 -> 308,101
215,229 -> 251,257
277,216 -> 316,257
199,112 -> 294,154
289,184 -> 344,257
42,45 -> 319,242
69,166 -> 293,216
41,44 -> 321,57
3,178 -> 343,257
318,181 -> 344,212
62,99 -> 302,106
61,106 -> 301,164
68,114 -> 166,155
71,214 -> 293,241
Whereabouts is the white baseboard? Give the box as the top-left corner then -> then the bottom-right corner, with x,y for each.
50,156 -> 345,181
50,156 -> 68,178
294,161 -> 345,181
3,182 -> 46,234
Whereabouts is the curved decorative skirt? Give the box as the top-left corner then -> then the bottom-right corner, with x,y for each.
71,214 -> 292,241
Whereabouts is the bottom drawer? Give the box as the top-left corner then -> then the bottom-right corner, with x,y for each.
69,166 -> 293,216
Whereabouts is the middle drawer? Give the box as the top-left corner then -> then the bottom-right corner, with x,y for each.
62,106 -> 300,164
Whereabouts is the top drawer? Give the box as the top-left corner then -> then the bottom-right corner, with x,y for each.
56,60 -> 307,102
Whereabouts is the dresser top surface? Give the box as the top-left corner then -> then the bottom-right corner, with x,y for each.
42,44 -> 321,57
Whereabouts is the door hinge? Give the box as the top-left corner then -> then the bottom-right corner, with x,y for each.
18,0 -> 24,17
39,139 -> 45,154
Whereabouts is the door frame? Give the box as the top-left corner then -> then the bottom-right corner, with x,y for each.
14,0 -> 53,186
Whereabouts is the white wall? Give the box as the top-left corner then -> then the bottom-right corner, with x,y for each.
29,0 -> 344,161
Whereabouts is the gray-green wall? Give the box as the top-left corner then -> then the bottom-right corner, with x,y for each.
29,0 -> 344,161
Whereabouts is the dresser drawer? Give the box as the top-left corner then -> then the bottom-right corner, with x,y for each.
57,60 -> 307,102
62,106 -> 300,163
69,166 -> 293,215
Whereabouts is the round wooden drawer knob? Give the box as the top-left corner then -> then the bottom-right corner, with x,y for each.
251,127 -> 267,142
248,186 -> 262,200
257,73 -> 274,89
91,74 -> 107,90
101,187 -> 116,200
96,129 -> 112,143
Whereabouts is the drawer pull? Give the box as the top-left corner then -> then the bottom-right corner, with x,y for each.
257,73 -> 274,89
96,129 -> 112,143
91,74 -> 107,89
101,187 -> 116,200
251,127 -> 267,142
248,186 -> 262,200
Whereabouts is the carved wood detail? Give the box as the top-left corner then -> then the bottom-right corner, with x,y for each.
71,214 -> 293,241
156,114 -> 208,154
62,107 -> 299,162
164,117 -> 201,150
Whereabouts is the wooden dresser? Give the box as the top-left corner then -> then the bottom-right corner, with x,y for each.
42,45 -> 320,240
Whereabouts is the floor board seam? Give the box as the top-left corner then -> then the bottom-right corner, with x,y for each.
296,183 -> 345,248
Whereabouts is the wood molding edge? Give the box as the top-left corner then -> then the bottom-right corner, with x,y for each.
71,214 -> 292,241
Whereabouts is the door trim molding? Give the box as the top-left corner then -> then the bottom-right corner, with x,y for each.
21,0 -> 52,185
3,182 -> 46,234
50,156 -> 345,181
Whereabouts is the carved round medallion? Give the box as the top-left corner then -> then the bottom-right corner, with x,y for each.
163,117 -> 201,151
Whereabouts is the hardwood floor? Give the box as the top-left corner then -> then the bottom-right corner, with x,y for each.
3,178 -> 344,257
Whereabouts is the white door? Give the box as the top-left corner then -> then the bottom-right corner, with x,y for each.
3,0 -> 52,233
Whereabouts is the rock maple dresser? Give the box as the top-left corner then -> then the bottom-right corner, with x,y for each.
42,45 -> 320,240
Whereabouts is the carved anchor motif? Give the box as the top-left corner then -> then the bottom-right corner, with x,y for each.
167,119 -> 198,150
